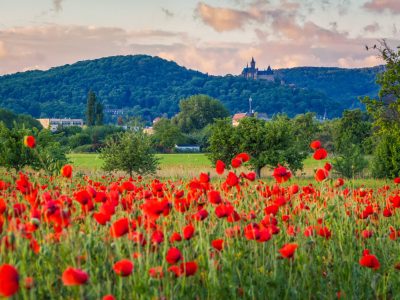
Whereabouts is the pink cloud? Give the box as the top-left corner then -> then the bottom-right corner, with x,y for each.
195,2 -> 266,32
364,0 -> 400,14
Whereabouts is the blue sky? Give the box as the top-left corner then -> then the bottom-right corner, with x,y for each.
0,0 -> 399,75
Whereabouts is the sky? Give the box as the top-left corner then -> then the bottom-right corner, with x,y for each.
0,0 -> 399,75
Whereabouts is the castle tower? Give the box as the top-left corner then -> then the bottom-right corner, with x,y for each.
250,57 -> 256,70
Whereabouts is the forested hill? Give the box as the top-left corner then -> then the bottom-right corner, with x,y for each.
0,55 -> 382,120
275,66 -> 383,109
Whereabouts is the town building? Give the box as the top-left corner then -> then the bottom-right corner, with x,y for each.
241,57 -> 275,81
37,118 -> 84,132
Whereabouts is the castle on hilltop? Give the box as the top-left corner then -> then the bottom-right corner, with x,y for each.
241,57 -> 274,81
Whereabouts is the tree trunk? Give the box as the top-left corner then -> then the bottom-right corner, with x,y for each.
255,166 -> 262,178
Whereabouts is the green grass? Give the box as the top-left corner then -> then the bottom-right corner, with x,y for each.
68,153 -> 211,170
68,153 -> 325,178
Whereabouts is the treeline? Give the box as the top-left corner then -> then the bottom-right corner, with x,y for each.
0,55 -> 381,120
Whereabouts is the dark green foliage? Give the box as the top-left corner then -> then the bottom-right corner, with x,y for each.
0,55 -> 377,120
207,118 -> 239,166
172,95 -> 230,133
362,41 -> 400,178
371,132 -> 400,178
152,118 -> 185,152
331,109 -> 371,178
86,91 -> 96,126
333,141 -> 369,178
276,66 -> 382,109
333,109 -> 372,154
208,116 -> 307,177
0,124 -> 67,173
100,128 -> 159,176
0,108 -> 42,129
292,112 -> 320,153
95,101 -> 104,126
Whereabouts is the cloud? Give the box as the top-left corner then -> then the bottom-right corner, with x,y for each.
363,0 -> 400,14
52,0 -> 64,12
0,41 -> 6,58
364,22 -> 380,32
195,2 -> 266,32
0,22 -> 394,77
161,8 -> 174,18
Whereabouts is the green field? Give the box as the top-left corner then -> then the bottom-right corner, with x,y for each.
68,153 -> 329,178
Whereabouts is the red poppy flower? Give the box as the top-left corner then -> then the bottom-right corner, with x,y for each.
170,232 -> 182,243
0,264 -> 19,297
62,267 -> 89,286
208,190 -> 222,204
226,172 -> 239,187
215,160 -> 225,175
74,190 -> 91,205
310,140 -> 321,150
231,158 -> 242,168
334,178 -> 344,187
110,218 -> 130,238
236,152 -> 250,162
315,168 -> 329,182
24,277 -> 34,290
149,266 -> 164,279
313,148 -> 328,160
199,173 -> 210,183
180,261 -> 198,277
166,247 -> 182,264
324,162 -> 332,171
273,166 -> 291,183
61,165 -> 73,178
359,249 -> 380,270
279,243 -> 298,259
103,295 -> 116,300
394,177 -> 400,184
209,238 -> 224,252
113,259 -> 134,277
23,135 -> 36,148
183,224 -> 195,240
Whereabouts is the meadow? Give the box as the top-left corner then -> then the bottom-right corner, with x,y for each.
68,153 -> 323,179
1,148 -> 399,299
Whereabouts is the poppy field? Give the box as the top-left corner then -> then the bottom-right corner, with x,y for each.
1,139 -> 400,299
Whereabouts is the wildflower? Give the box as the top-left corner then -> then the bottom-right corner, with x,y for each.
273,165 -> 291,183
279,243 -> 298,259
23,135 -> 36,148
359,249 -> 380,270
215,160 -> 225,175
310,140 -> 321,150
315,168 -> 329,182
0,264 -> 19,297
313,148 -> 328,160
61,165 -> 73,178
62,267 -> 89,286
166,247 -> 182,264
113,259 -> 134,277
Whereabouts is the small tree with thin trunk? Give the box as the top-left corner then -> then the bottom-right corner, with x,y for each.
100,127 -> 159,177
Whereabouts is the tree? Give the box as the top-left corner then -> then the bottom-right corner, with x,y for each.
100,127 -> 159,176
172,95 -> 230,133
95,101 -> 104,126
292,112 -> 320,153
362,41 -> 400,178
86,90 -> 96,126
0,124 -> 67,173
208,116 -> 307,178
152,118 -> 184,153
207,118 -> 239,166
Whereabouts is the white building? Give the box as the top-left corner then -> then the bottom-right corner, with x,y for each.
37,118 -> 84,132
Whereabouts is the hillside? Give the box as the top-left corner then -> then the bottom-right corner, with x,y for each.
0,55 -> 382,120
276,66 -> 383,109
